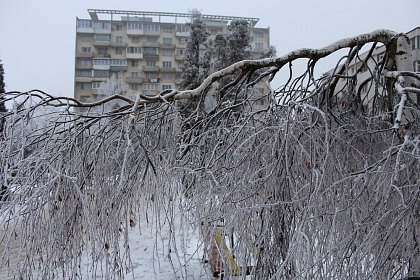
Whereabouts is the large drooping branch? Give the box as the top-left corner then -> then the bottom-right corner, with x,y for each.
1,29 -> 419,280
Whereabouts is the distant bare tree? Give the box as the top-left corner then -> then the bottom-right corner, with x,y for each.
0,30 -> 419,279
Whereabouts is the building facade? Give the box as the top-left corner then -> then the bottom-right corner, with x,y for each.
325,27 -> 420,108
74,9 -> 272,107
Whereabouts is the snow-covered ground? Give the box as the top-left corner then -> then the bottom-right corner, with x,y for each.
0,202 -> 214,280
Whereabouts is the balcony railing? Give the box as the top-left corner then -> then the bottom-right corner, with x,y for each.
110,65 -> 127,72
95,53 -> 111,58
143,42 -> 160,48
93,40 -> 111,46
160,67 -> 176,72
142,66 -> 160,72
143,54 -> 159,59
175,55 -> 185,61
111,42 -> 126,47
126,53 -> 143,59
175,31 -> 189,37
160,43 -> 175,49
75,76 -> 92,83
76,52 -> 94,58
143,30 -> 160,36
127,29 -> 144,36
77,64 -> 92,70
126,77 -> 144,84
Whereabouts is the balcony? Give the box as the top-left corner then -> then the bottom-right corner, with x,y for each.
93,40 -> 111,46
175,55 -> 184,61
142,66 -> 160,72
110,65 -> 127,72
161,67 -> 176,72
94,28 -> 111,34
143,54 -> 159,60
176,32 -> 189,37
76,64 -> 92,70
93,65 -> 110,70
95,53 -> 111,58
143,42 -> 160,48
111,42 -> 126,47
77,27 -> 94,33
143,30 -> 160,36
126,53 -> 143,59
175,79 -> 183,85
76,52 -> 94,58
127,29 -> 144,36
75,76 -> 92,83
161,43 -> 175,49
126,77 -> 144,84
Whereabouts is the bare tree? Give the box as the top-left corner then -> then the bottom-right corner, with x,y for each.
0,30 -> 419,279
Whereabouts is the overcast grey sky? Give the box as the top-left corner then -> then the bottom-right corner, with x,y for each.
0,0 -> 418,97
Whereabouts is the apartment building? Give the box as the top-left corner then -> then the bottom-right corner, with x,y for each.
74,9 -> 272,108
325,27 -> 420,108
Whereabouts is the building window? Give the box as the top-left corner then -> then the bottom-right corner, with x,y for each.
77,19 -> 92,28
131,72 -> 139,78
94,34 -> 111,41
128,22 -> 143,30
127,46 -> 141,53
81,47 -> 91,53
80,34 -> 93,42
131,36 -> 140,43
110,59 -> 127,66
162,85 -> 173,91
144,47 -> 157,55
176,24 -> 189,33
76,70 -> 91,77
254,30 -> 264,38
131,84 -> 139,90
162,73 -> 174,80
79,59 -> 91,67
176,48 -> 185,55
80,95 -> 92,102
161,49 -> 174,57
94,21 -> 111,30
115,48 -> 122,55
414,61 -> 420,72
93,59 -> 110,66
162,61 -> 172,68
116,36 -> 123,43
80,83 -> 91,90
146,37 -> 157,43
92,81 -> 103,89
255,42 -> 264,49
162,26 -> 173,33
143,23 -> 159,32
97,47 -> 108,55
144,84 -> 159,91
179,38 -> 188,45
163,38 -> 173,45
93,70 -> 109,78
131,60 -> 139,67
116,24 -> 123,31
411,36 -> 420,50
146,60 -> 156,66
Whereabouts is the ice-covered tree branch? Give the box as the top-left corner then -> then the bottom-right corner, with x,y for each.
1,29 -> 419,279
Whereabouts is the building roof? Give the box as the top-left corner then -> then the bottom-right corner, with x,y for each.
87,9 -> 260,27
